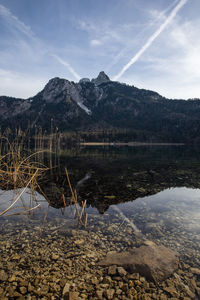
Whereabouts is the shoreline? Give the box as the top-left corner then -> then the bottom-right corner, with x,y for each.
80,142 -> 185,146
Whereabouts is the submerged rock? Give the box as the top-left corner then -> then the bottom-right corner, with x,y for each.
98,243 -> 179,282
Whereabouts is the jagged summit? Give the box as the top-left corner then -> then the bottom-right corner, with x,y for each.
43,72 -> 110,88
91,71 -> 110,86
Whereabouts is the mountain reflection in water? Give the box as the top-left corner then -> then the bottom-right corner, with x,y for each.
39,145 -> 200,213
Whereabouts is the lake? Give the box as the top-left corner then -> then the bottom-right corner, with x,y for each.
0,145 -> 200,299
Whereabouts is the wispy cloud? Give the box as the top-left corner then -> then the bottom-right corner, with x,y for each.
0,4 -> 34,38
113,0 -> 188,81
52,54 -> 81,81
0,3 -> 81,95
77,19 -> 126,47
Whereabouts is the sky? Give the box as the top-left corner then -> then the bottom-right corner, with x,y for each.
0,0 -> 199,99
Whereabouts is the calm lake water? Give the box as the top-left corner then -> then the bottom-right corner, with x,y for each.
1,145 -> 200,298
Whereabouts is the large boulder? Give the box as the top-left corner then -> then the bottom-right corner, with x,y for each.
98,242 -> 179,282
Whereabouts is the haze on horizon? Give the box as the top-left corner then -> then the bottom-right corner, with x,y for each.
0,0 -> 199,100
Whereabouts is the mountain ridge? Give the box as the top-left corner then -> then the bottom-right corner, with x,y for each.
1,72 -> 200,143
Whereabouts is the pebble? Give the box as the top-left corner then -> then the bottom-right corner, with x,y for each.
108,265 -> 117,275
104,289 -> 115,299
0,270 -> 8,281
117,267 -> 127,277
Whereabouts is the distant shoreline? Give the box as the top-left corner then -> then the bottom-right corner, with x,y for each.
80,142 -> 185,146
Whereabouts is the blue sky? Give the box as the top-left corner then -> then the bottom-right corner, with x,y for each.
0,0 -> 199,99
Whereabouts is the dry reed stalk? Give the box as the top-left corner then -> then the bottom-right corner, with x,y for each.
65,168 -> 87,227
0,136 -> 49,217
43,203 -> 50,222
0,169 -> 39,216
6,204 -> 41,216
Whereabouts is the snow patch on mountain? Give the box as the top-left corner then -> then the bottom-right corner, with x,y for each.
76,102 -> 91,115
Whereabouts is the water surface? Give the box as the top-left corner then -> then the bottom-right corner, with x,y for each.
1,145 -> 200,299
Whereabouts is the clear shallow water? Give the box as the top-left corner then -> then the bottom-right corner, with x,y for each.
1,184 -> 200,261
1,145 -> 200,246
1,146 -> 200,298
109,188 -> 200,260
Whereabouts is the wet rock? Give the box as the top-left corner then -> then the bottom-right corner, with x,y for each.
98,243 -> 179,282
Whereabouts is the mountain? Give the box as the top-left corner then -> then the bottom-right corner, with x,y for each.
1,71 -> 200,143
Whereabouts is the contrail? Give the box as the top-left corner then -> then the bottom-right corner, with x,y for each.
105,0 -> 179,73
113,0 -> 188,81
0,4 -> 35,38
52,54 -> 81,81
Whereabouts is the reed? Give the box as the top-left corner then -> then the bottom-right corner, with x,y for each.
65,168 -> 87,227
0,136 -> 48,216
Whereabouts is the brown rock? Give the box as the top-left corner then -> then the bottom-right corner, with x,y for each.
98,243 -> 179,282
108,265 -> 117,275
163,286 -> 179,297
52,254 -> 59,260
191,268 -> 200,275
64,291 -> 79,300
96,290 -> 103,299
63,283 -> 70,295
19,287 -> 27,294
117,267 -> 127,277
104,289 -> 115,299
0,270 -> 8,281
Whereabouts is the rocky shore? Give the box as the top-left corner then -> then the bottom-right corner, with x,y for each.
0,211 -> 200,300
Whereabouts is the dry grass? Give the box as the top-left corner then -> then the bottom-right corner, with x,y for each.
0,133 -> 87,226
0,136 -> 48,216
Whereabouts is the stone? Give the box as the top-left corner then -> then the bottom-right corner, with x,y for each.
104,289 -> 115,299
0,270 -> 8,281
163,286 -> 179,298
52,254 -> 59,260
196,287 -> 200,297
63,283 -> 70,296
98,244 -> 179,282
96,290 -> 103,299
117,267 -> 127,277
190,268 -> 200,275
64,291 -> 79,300
12,254 -> 20,260
74,239 -> 85,246
19,287 -> 27,294
9,275 -> 16,282
108,265 -> 117,275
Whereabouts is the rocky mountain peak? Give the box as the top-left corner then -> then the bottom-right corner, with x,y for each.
91,71 -> 110,86
42,77 -> 71,103
79,78 -> 90,84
